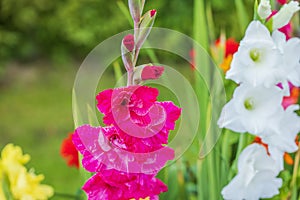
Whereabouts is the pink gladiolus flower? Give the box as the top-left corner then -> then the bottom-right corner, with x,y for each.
82,169 -> 166,200
73,86 -> 181,199
72,125 -> 175,174
96,86 -> 181,152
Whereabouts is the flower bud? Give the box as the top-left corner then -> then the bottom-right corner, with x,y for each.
133,64 -> 164,84
123,34 -> 135,52
128,0 -> 142,23
258,0 -> 272,19
121,34 -> 134,71
136,9 -> 157,49
272,1 -> 300,30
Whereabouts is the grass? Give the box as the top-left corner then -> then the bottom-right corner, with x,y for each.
0,61 -> 86,197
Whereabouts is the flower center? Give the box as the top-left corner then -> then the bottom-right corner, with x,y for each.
244,98 -> 255,110
109,134 -> 126,149
250,49 -> 261,62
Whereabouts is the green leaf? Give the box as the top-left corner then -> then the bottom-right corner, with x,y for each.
72,89 -> 83,128
2,173 -> 13,200
235,0 -> 250,34
87,104 -> 99,127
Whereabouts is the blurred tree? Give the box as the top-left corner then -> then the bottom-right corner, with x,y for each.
0,0 -> 254,66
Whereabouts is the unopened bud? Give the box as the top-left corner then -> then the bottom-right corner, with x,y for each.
258,0 -> 272,19
141,65 -> 164,80
128,0 -> 142,23
136,10 -> 157,49
121,34 -> 134,71
272,1 -> 300,30
133,64 -> 164,84
123,34 -> 135,52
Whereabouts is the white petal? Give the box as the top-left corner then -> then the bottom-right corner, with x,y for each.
269,146 -> 285,171
226,21 -> 283,87
218,100 -> 247,133
284,38 -> 300,86
243,21 -> 274,43
219,84 -> 284,135
222,144 -> 282,200
249,170 -> 282,198
263,105 -> 300,153
272,1 -> 300,30
258,0 -> 272,19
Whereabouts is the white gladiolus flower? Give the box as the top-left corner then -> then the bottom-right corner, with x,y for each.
220,3 -> 300,199
222,144 -> 282,200
272,1 -> 300,30
226,21 -> 283,87
258,0 -> 272,19
269,146 -> 285,171
272,30 -> 300,88
262,105 -> 300,153
218,84 -> 283,135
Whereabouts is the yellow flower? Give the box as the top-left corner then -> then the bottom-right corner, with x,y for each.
11,168 -> 54,200
1,144 -> 30,186
0,144 -> 54,200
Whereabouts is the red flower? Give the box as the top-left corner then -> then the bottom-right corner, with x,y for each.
277,0 -> 287,5
215,38 -> 239,72
224,38 -> 239,57
61,133 -> 79,168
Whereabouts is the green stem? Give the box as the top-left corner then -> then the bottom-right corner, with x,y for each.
290,142 -> 300,193
207,151 -> 218,200
196,159 -> 205,199
78,154 -> 89,200
221,130 -> 230,183
228,134 -> 247,180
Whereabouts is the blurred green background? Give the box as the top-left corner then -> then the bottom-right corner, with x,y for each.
0,0 -> 287,198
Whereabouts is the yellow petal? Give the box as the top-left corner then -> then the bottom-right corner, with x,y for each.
11,168 -> 54,199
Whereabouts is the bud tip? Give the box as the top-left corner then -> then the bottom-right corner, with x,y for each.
150,9 -> 157,17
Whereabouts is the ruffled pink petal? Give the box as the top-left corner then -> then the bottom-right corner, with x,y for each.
73,125 -> 174,174
72,125 -> 108,172
83,173 -> 124,200
83,170 -> 168,200
130,86 -> 159,116
97,86 -> 159,126
157,101 -> 181,131
96,89 -> 113,115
